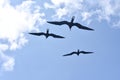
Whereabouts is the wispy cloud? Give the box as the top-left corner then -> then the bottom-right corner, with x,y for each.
0,51 -> 15,72
44,0 -> 120,26
0,0 -> 46,71
44,0 -> 83,19
113,21 -> 120,29
1,0 -> 120,72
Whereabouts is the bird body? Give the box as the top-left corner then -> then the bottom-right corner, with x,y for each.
47,16 -> 94,31
29,29 -> 64,39
63,49 -> 93,56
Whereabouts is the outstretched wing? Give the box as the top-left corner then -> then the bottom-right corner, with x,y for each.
47,21 -> 68,25
29,32 -> 45,36
63,52 -> 76,56
80,51 -> 94,54
49,33 -> 65,38
74,23 -> 94,31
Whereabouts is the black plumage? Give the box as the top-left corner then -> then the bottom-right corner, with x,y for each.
47,16 -> 94,31
63,49 -> 93,56
29,29 -> 65,39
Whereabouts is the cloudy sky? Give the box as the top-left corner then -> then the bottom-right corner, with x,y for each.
0,0 -> 120,80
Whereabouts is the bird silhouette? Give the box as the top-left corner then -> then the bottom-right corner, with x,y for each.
47,16 -> 94,31
29,29 -> 65,39
63,49 -> 93,56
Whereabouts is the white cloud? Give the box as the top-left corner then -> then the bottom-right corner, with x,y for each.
0,44 -> 8,51
0,0 -> 46,72
0,51 -> 15,71
113,21 -> 120,28
44,0 -> 120,27
0,0 -> 120,72
44,0 -> 83,19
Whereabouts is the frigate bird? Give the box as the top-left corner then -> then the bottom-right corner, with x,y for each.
63,49 -> 93,56
29,29 -> 65,39
47,16 -> 94,31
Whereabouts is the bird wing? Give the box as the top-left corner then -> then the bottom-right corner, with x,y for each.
63,52 -> 76,56
80,51 -> 94,54
49,33 -> 65,38
29,32 -> 45,36
73,23 -> 94,31
47,21 -> 68,25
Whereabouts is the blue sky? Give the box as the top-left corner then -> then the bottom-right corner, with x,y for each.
0,0 -> 120,80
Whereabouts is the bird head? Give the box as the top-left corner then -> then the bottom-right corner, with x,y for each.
46,29 -> 49,34
71,16 -> 75,23
77,49 -> 80,52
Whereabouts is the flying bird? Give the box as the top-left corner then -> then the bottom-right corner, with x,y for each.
29,29 -> 65,39
47,16 -> 94,31
63,49 -> 93,56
